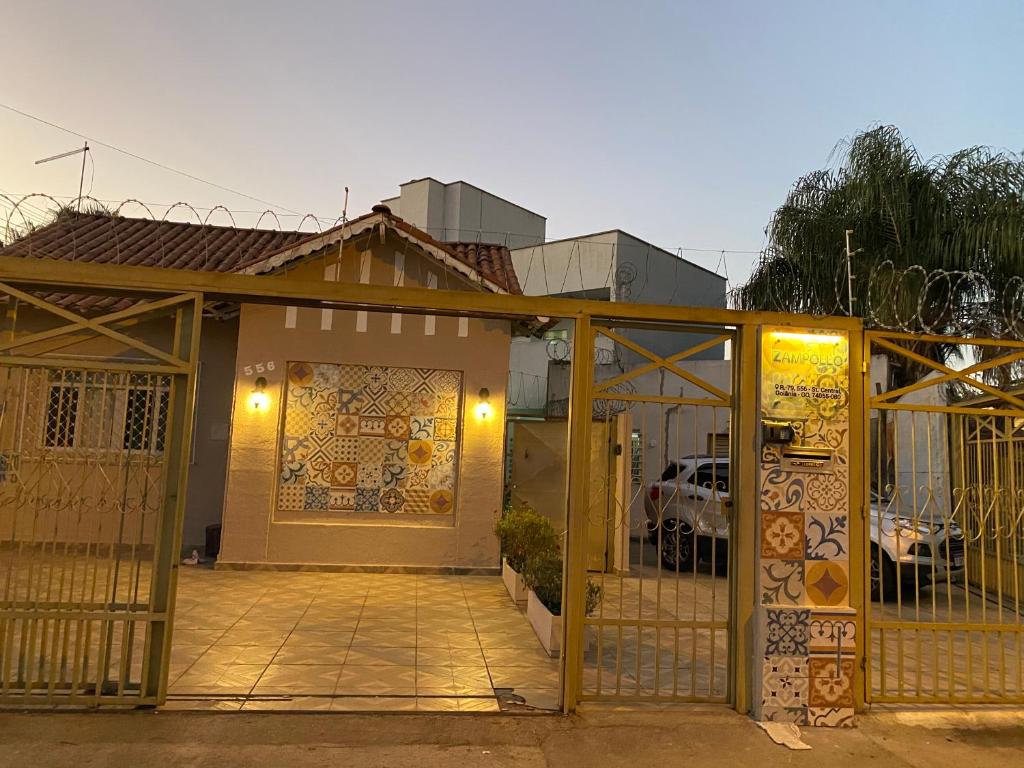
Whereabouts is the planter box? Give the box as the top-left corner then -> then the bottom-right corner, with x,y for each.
527,589 -> 562,657
502,558 -> 529,605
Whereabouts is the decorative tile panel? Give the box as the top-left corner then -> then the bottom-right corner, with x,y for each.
755,328 -> 854,727
278,361 -> 462,515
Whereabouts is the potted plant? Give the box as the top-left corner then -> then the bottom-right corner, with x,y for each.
523,546 -> 602,657
495,504 -> 558,605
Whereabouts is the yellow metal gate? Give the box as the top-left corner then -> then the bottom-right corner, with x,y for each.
566,319 -> 736,703
864,331 -> 1024,703
0,285 -> 201,706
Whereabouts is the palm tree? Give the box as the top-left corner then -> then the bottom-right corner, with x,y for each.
734,126 -> 1024,388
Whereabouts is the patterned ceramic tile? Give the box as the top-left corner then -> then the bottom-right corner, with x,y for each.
805,513 -> 849,560
430,369 -> 462,395
329,462 -> 358,489
362,387 -> 390,417
281,435 -> 310,464
808,658 -> 855,708
337,387 -> 363,414
436,394 -> 458,419
329,489 -> 356,511
335,413 -> 360,437
355,487 -> 380,512
762,672 -> 808,709
761,511 -> 805,559
761,559 -> 805,605
357,464 -> 382,488
338,365 -> 366,390
406,466 -> 431,489
359,416 -> 386,436
432,441 -> 455,466
795,419 -> 850,457
357,437 -> 386,466
381,463 -> 407,489
409,417 -> 433,440
429,489 -> 455,515
404,488 -> 430,513
411,392 -> 436,413
288,362 -> 315,387
434,418 -> 457,441
805,561 -> 850,607
380,487 -> 406,513
763,655 -> 808,677
408,440 -> 434,466
280,461 -> 307,485
760,466 -> 804,512
764,608 -> 810,656
278,362 -> 462,516
334,436 -> 359,462
385,416 -> 410,440
808,707 -> 855,727
808,612 -> 856,654
805,469 -> 848,513
278,484 -> 305,511
304,485 -> 329,511
364,366 -> 389,392
383,440 -> 408,465
386,391 -> 412,415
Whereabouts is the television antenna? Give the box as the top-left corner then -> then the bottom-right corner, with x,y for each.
35,141 -> 90,212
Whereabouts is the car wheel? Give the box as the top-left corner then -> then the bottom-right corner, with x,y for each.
660,521 -> 695,571
870,546 -> 897,602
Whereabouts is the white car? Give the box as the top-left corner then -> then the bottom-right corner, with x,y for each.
643,455 -> 965,600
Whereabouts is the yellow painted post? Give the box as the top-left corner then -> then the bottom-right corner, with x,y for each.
561,313 -> 594,714
848,327 -> 867,711
730,323 -> 760,714
141,293 -> 203,704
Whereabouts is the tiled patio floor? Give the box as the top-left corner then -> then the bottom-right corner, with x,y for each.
167,568 -> 560,712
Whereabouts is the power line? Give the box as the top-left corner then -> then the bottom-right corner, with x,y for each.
0,102 -> 300,214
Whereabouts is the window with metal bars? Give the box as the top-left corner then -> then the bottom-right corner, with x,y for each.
43,384 -> 79,448
123,388 -> 170,452
40,371 -> 169,452
630,429 -> 643,485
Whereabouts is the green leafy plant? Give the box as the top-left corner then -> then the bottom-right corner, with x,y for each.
522,545 -> 603,617
494,504 -> 559,573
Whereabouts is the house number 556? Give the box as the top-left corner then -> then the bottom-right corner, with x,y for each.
243,361 -> 276,376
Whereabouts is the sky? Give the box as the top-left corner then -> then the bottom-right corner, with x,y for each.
0,0 -> 1021,285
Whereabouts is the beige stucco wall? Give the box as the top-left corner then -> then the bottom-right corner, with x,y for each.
217,241 -> 512,570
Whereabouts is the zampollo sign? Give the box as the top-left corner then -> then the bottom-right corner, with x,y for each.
761,329 -> 849,420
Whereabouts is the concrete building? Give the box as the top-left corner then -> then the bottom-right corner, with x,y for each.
381,178 -> 546,249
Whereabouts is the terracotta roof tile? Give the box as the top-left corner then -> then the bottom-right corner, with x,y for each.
0,213 -> 308,272
446,242 -> 522,295
0,210 -> 524,312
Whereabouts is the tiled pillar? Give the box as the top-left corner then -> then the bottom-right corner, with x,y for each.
753,327 -> 857,727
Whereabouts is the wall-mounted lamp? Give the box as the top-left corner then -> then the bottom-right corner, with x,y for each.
249,376 -> 270,411
475,387 -> 493,420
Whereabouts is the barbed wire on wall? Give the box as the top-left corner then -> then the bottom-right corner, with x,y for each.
3,193 -> 1021,342
0,192 -> 742,281
729,252 -> 1024,341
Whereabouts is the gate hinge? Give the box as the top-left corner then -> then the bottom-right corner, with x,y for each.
861,360 -> 868,374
